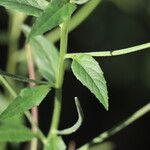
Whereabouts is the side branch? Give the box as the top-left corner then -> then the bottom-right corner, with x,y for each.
79,102 -> 150,150
66,43 -> 150,58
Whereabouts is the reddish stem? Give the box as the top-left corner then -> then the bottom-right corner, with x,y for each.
26,44 -> 38,149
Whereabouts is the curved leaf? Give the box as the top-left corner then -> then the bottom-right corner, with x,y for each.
57,97 -> 83,135
71,54 -> 109,110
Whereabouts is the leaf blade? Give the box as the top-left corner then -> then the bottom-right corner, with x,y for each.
0,122 -> 35,142
22,25 -> 59,85
0,0 -> 48,16
57,97 -> 83,135
28,1 -> 76,40
71,55 -> 109,110
0,85 -> 50,120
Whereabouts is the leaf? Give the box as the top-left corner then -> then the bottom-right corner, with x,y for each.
28,0 -> 76,40
22,25 -> 59,85
0,69 -> 48,85
89,142 -> 115,150
0,85 -> 50,120
71,55 -> 109,110
44,136 -> 66,150
78,142 -> 115,150
0,122 -> 35,142
57,97 -> 83,135
0,0 -> 48,17
71,0 -> 90,5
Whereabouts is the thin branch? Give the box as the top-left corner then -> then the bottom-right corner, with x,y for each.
65,43 -> 150,59
78,102 -> 150,150
26,44 -> 39,150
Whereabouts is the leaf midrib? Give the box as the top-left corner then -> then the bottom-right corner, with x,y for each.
74,59 -> 108,107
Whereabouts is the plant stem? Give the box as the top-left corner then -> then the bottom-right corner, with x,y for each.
47,19 -> 70,140
6,12 -> 26,74
0,75 -> 16,98
26,44 -> 39,150
0,75 -> 46,144
65,43 -> 150,58
46,0 -> 102,43
79,102 -> 150,150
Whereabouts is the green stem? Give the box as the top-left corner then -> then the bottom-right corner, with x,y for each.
65,43 -> 150,58
79,102 -> 150,150
0,75 -> 16,98
6,12 -> 26,74
46,0 -> 102,43
47,20 -> 70,140
0,76 -> 46,144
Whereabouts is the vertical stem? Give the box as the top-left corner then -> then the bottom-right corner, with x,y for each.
6,12 -> 26,74
47,19 -> 70,140
26,44 -> 39,150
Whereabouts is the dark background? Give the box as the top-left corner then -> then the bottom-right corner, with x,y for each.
0,0 -> 150,150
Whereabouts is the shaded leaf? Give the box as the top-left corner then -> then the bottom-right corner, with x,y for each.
0,85 -> 50,120
0,0 -> 48,17
71,55 -> 109,110
57,97 -> 83,135
44,136 -> 66,150
28,0 -> 76,40
23,25 -> 59,85
0,122 -> 35,142
89,142 -> 115,150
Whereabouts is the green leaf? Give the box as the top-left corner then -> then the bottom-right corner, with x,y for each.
44,136 -> 66,150
0,122 -> 35,142
71,55 -> 109,110
78,142 -> 114,150
0,85 -> 50,120
22,25 -> 59,85
89,142 -> 115,150
28,0 -> 76,40
57,97 -> 83,135
0,0 -> 48,17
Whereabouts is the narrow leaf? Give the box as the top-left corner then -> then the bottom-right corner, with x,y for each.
0,122 -> 35,142
57,97 -> 83,135
0,85 -> 50,120
0,69 -> 48,85
28,1 -> 76,40
71,55 -> 109,110
44,136 -> 66,150
23,25 -> 59,85
0,0 -> 48,17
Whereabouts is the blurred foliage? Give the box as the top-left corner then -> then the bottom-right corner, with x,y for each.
89,142 -> 115,150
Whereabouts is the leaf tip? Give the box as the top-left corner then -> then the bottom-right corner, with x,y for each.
103,102 -> 109,111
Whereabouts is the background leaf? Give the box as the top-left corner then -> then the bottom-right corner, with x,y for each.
0,85 -> 50,120
23,25 -> 59,85
28,0 -> 76,40
0,122 -> 35,142
71,54 -> 109,110
0,0 -> 48,16
89,142 -> 115,150
44,136 -> 66,150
